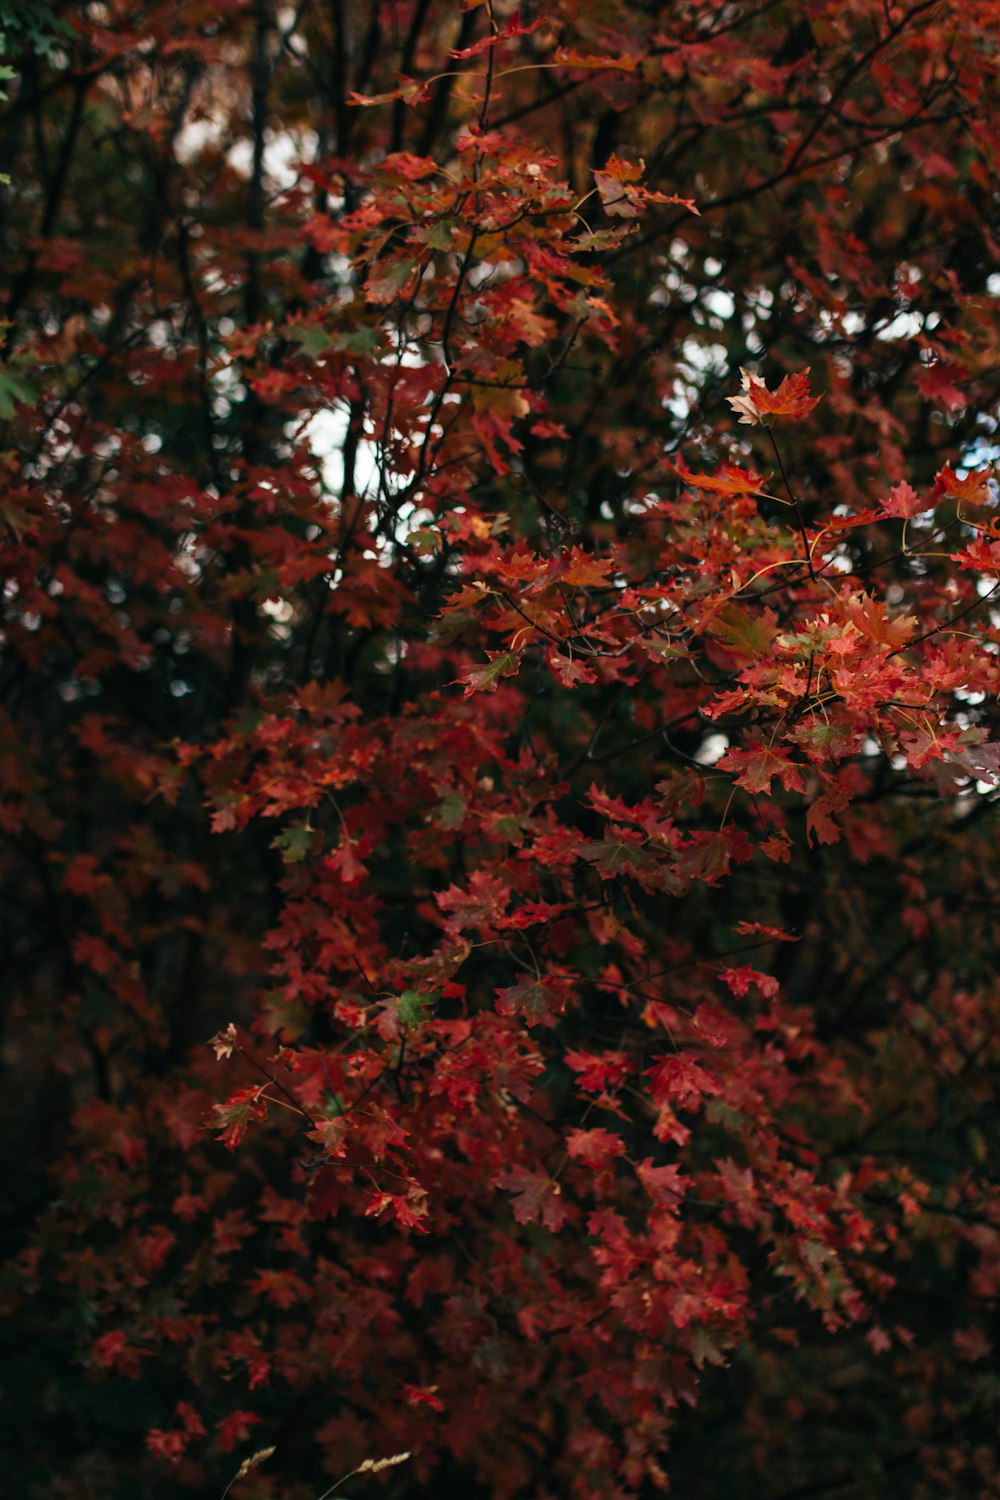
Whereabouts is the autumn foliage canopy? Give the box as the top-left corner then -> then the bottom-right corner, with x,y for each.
3,0 -> 1000,1495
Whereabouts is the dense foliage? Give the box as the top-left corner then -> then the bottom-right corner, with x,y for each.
2,1 -> 1000,1496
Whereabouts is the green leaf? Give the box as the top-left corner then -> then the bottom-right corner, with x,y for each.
407,526 -> 443,556
691,1326 -> 727,1369
0,359 -> 38,418
494,813 -> 528,843
579,838 -> 658,880
271,823 -> 315,864
706,604 -> 777,658
420,219 -> 455,251
0,499 -> 32,538
460,651 -> 522,696
434,792 -> 466,829
397,989 -> 434,1027
332,325 -> 382,355
289,322 -> 333,358
367,256 -> 419,303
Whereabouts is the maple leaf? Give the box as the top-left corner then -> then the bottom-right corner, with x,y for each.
495,975 -> 561,1027
842,592 -> 916,650
397,989 -> 435,1026
494,548 -> 548,583
706,604 -> 778,659
450,14 -> 546,58
647,1054 -> 720,1111
366,257 -> 420,304
458,650 -> 522,696
691,1327 -> 728,1370
758,832 -> 793,863
953,536 -> 1000,571
593,153 -> 646,219
806,795 -> 844,846
917,360 -> 966,411
308,1116 -> 348,1157
717,742 -> 806,796
549,651 -> 598,686
176,1402 -> 206,1438
728,367 -> 821,425
878,480 -> 929,520
733,920 -> 799,943
692,1003 -> 739,1049
554,48 -> 639,72
635,1158 -> 691,1208
579,836 -> 659,883
391,1189 -> 431,1231
674,828 -> 753,885
208,1022 -> 238,1060
271,821 -> 314,864
216,1411 -> 261,1455
564,1048 -> 631,1093
347,76 -> 429,107
714,1157 -> 758,1225
562,547 -> 614,586
670,459 -> 768,496
93,1329 -> 127,1366
437,870 -> 511,929
401,1384 -> 444,1412
326,838 -> 365,884
146,1429 -> 187,1463
212,1087 -> 269,1150
566,1127 -> 625,1170
719,965 -> 777,1000
899,725 -> 962,770
498,1168 -> 569,1231
942,742 -> 1000,786
247,1269 -> 309,1309
790,717 -> 858,765
934,464 -> 994,506
307,1165 -> 343,1221
93,1330 -> 144,1379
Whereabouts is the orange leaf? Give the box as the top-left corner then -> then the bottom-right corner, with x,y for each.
728,367 -> 821,425
934,464 -> 993,506
562,547 -> 613,586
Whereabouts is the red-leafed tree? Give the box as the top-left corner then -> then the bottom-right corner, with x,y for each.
2,2 -> 1000,1496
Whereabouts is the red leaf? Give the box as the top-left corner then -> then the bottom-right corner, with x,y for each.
401,1383 -> 445,1412
565,1048 -> 631,1093
566,1127 -> 625,1170
216,1411 -> 261,1454
806,796 -> 843,846
635,1158 -> 691,1208
670,460 -> 768,496
728,367 -> 821,424
878,480 -> 929,520
498,1168 -> 570,1230
646,1054 -> 720,1111
562,547 -> 614,586
917,360 -> 966,411
717,742 -> 806,796
549,651 -> 598,686
146,1429 -> 187,1463
495,975 -> 562,1026
692,1002 -> 739,1048
842,592 -> 917,650
934,464 -> 994,505
450,14 -> 546,59
212,1086 -> 269,1150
